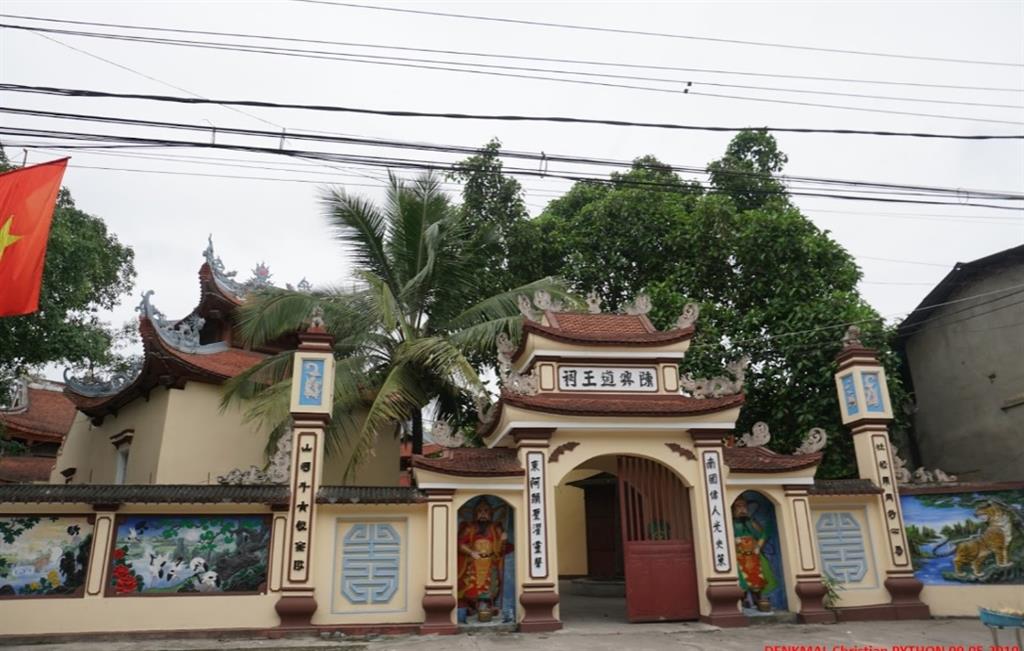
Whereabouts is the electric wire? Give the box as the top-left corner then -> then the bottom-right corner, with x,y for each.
4,83 -> 1022,140
4,124 -> 1021,210
292,1 -> 1024,69
4,23 -> 1023,112
3,13 -> 1021,93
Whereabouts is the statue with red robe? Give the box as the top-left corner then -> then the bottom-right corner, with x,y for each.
457,500 -> 510,617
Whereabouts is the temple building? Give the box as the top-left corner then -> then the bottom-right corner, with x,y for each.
0,240 -> 1019,640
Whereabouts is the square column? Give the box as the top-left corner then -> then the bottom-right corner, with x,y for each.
275,322 -> 335,629
782,485 -> 834,624
690,429 -> 747,627
513,428 -> 561,633
835,340 -> 928,619
420,489 -> 458,635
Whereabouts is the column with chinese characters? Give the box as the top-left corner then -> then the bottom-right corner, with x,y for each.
690,430 -> 747,627
275,318 -> 335,629
513,428 -> 562,633
834,332 -> 929,619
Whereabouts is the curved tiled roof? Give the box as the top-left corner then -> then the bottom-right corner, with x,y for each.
0,386 -> 76,442
722,446 -> 822,473
0,456 -> 55,483
521,311 -> 694,349
65,317 -> 266,419
412,447 -> 524,477
808,478 -> 881,495
501,392 -> 744,417
317,485 -> 427,504
0,483 -> 289,504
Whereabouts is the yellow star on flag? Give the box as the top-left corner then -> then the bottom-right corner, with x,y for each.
0,215 -> 22,263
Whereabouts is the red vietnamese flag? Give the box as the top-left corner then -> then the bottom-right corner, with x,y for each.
0,158 -> 69,317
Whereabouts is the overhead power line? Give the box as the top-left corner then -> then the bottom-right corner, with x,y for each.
3,125 -> 1021,210
5,105 -> 1023,201
4,23 -> 1023,114
3,13 -> 1022,93
2,83 -> 1022,141
293,0 -> 1024,69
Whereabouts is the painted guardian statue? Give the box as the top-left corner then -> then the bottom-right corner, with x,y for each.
457,499 -> 511,621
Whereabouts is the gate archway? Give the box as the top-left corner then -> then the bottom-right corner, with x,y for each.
556,453 -> 700,624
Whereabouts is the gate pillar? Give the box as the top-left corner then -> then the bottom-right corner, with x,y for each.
513,428 -> 562,632
783,484 -> 835,624
834,337 -> 929,620
691,429 -> 748,627
420,489 -> 458,635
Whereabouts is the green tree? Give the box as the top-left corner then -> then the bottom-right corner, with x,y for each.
508,131 -> 906,477
0,147 -> 136,386
222,172 -> 564,473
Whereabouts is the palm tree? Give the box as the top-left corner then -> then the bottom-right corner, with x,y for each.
222,172 -> 566,477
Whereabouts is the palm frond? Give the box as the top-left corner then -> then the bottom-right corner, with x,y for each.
234,290 -> 320,347
322,186 -> 401,299
337,362 -> 428,480
445,277 -> 576,331
220,350 -> 296,408
397,336 -> 487,395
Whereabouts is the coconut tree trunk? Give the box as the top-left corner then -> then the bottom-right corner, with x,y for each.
411,408 -> 423,456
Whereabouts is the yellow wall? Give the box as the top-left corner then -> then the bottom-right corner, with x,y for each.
554,470 -> 592,577
157,383 -> 266,484
922,585 -> 1024,617
321,426 -> 401,486
53,388 -> 171,485
810,499 -> 890,608
311,504 -> 428,625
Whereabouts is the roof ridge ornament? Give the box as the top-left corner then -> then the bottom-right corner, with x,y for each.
0,377 -> 29,412
585,291 -> 602,314
217,428 -> 292,485
841,324 -> 863,349
892,451 -> 958,485
532,289 -> 563,313
429,421 -> 466,448
495,332 -> 539,396
137,290 -> 206,352
622,291 -> 652,316
737,421 -> 771,447
680,355 -> 750,399
63,360 -> 143,398
676,302 -> 700,329
794,427 -> 828,454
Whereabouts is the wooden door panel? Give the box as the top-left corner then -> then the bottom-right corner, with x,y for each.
618,456 -> 699,623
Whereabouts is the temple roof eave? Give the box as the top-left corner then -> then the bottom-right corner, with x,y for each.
64,317 -> 265,419
480,396 -> 744,447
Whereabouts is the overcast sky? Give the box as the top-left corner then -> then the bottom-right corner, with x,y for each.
1,1 -> 1022,377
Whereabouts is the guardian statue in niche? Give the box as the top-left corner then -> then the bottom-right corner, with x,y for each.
732,495 -> 782,612
457,497 -> 514,623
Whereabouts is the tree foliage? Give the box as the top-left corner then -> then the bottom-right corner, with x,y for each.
0,147 -> 136,383
502,130 -> 907,477
223,172 -> 567,476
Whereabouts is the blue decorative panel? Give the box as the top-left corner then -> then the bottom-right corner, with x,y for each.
340,523 -> 400,604
298,358 -> 325,406
840,374 -> 859,416
862,372 -> 885,413
816,512 -> 868,583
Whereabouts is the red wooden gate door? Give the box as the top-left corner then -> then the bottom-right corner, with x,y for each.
617,456 -> 699,622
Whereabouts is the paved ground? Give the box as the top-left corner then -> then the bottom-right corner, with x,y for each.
0,595 -> 1010,651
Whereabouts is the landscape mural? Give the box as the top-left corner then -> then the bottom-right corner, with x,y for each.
901,489 -> 1024,585
109,515 -> 271,595
0,516 -> 93,597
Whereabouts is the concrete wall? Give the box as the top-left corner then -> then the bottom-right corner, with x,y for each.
553,470 -> 591,577
904,260 -> 1024,481
52,388 -> 172,485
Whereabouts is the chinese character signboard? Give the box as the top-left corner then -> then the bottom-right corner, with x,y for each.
526,451 -> 548,578
701,450 -> 731,572
288,431 -> 318,583
557,366 -> 658,392
871,434 -> 909,568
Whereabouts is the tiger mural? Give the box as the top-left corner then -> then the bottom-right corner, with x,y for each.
938,501 -> 1015,578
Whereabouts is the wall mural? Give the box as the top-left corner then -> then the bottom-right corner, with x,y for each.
109,515 -> 271,595
731,491 -> 788,612
901,489 -> 1024,585
0,516 -> 93,597
457,495 -> 515,625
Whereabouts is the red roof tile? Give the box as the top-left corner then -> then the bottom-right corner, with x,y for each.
520,311 -> 694,349
399,441 -> 443,458
0,456 -> 55,483
809,478 -> 881,495
501,392 -> 744,417
412,447 -> 523,477
0,387 -> 76,442
723,446 -> 822,473
162,343 -> 267,378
